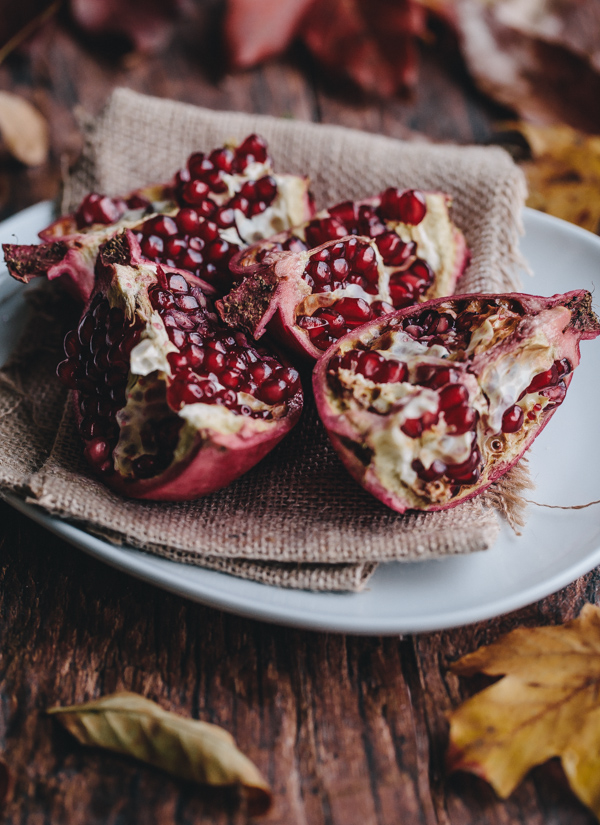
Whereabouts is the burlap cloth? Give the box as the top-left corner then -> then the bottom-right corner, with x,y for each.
0,88 -> 532,592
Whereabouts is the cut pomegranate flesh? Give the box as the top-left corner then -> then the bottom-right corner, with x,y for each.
218,189 -> 469,360
313,291 -> 600,513
2,134 -> 314,302
56,232 -> 303,500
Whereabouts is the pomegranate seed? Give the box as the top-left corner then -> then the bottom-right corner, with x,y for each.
306,260 -> 332,288
283,237 -> 307,253
84,437 -> 113,466
356,351 -> 384,379
126,194 -> 150,210
408,260 -> 434,288
331,258 -> 349,280
141,235 -> 164,259
214,206 -> 236,228
379,188 -> 427,224
220,369 -> 242,389
249,361 -> 273,382
298,315 -> 327,339
184,344 -> 205,368
165,238 -> 187,259
334,297 -> 372,324
210,147 -> 235,172
412,458 -> 446,482
57,360 -> 78,388
149,287 -> 175,310
63,329 -> 80,358
314,308 -> 346,338
258,377 -> 288,404
444,404 -> 477,434
215,388 -> 237,407
276,366 -> 300,391
255,175 -> 277,203
354,245 -> 376,272
206,240 -> 230,262
445,447 -> 481,480
229,195 -> 250,216
182,179 -> 211,205
168,273 -> 189,293
526,364 -> 559,393
373,360 -> 407,383
236,134 -> 268,163
389,275 -> 415,308
401,418 -> 422,438
371,300 -> 395,316
179,249 -> 203,271
176,208 -> 200,235
340,350 -> 360,371
439,384 -> 469,410
502,404 -> 524,433
329,201 -> 357,226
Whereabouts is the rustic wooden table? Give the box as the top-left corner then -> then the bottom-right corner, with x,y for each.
0,16 -> 598,825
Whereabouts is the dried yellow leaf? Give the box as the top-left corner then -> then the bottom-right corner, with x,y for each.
447,604 -> 600,820
0,91 -> 49,167
48,691 -> 272,815
514,122 -> 600,233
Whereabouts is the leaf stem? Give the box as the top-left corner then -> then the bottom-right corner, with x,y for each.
0,0 -> 62,68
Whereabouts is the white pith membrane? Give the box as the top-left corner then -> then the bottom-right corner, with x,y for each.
99,265 -> 284,481
326,300 -> 571,509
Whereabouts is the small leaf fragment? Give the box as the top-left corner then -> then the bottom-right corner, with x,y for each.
0,92 -> 49,167
447,604 -> 600,819
509,122 -> 600,234
48,692 -> 272,815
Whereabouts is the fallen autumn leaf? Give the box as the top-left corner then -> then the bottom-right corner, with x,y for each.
512,122 -> 600,234
48,691 -> 272,815
0,92 -> 49,167
447,604 -> 600,820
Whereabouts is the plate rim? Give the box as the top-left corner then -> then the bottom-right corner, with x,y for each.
2,203 -> 600,635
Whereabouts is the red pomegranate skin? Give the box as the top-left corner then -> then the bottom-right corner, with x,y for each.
2,135 -> 314,302
313,290 -> 600,514
58,231 -> 303,501
218,190 -> 469,361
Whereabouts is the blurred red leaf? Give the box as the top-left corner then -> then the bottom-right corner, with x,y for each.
225,0 -> 428,96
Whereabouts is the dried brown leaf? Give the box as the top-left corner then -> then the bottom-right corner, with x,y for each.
447,604 -> 600,820
0,92 -> 49,166
48,692 -> 272,815
449,0 -> 600,132
510,122 -> 600,233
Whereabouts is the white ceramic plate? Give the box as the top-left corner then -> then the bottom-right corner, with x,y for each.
2,202 -> 600,635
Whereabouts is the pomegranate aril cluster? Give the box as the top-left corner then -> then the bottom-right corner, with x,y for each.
174,134 -> 278,219
133,212 -> 240,291
148,273 -> 300,416
295,238 -> 395,350
277,188 -> 435,312
56,294 -> 144,472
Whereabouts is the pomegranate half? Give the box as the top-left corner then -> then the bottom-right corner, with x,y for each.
218,188 -> 468,360
313,291 -> 600,513
56,231 -> 303,500
3,134 -> 314,302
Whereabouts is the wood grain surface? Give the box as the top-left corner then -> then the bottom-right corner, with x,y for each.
0,14 -> 598,824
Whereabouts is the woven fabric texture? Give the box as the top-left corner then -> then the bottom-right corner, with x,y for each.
1,88 -> 531,591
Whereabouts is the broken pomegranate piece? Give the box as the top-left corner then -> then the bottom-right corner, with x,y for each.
2,134 -> 314,301
218,188 -> 468,359
313,291 -> 600,513
56,231 -> 303,500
